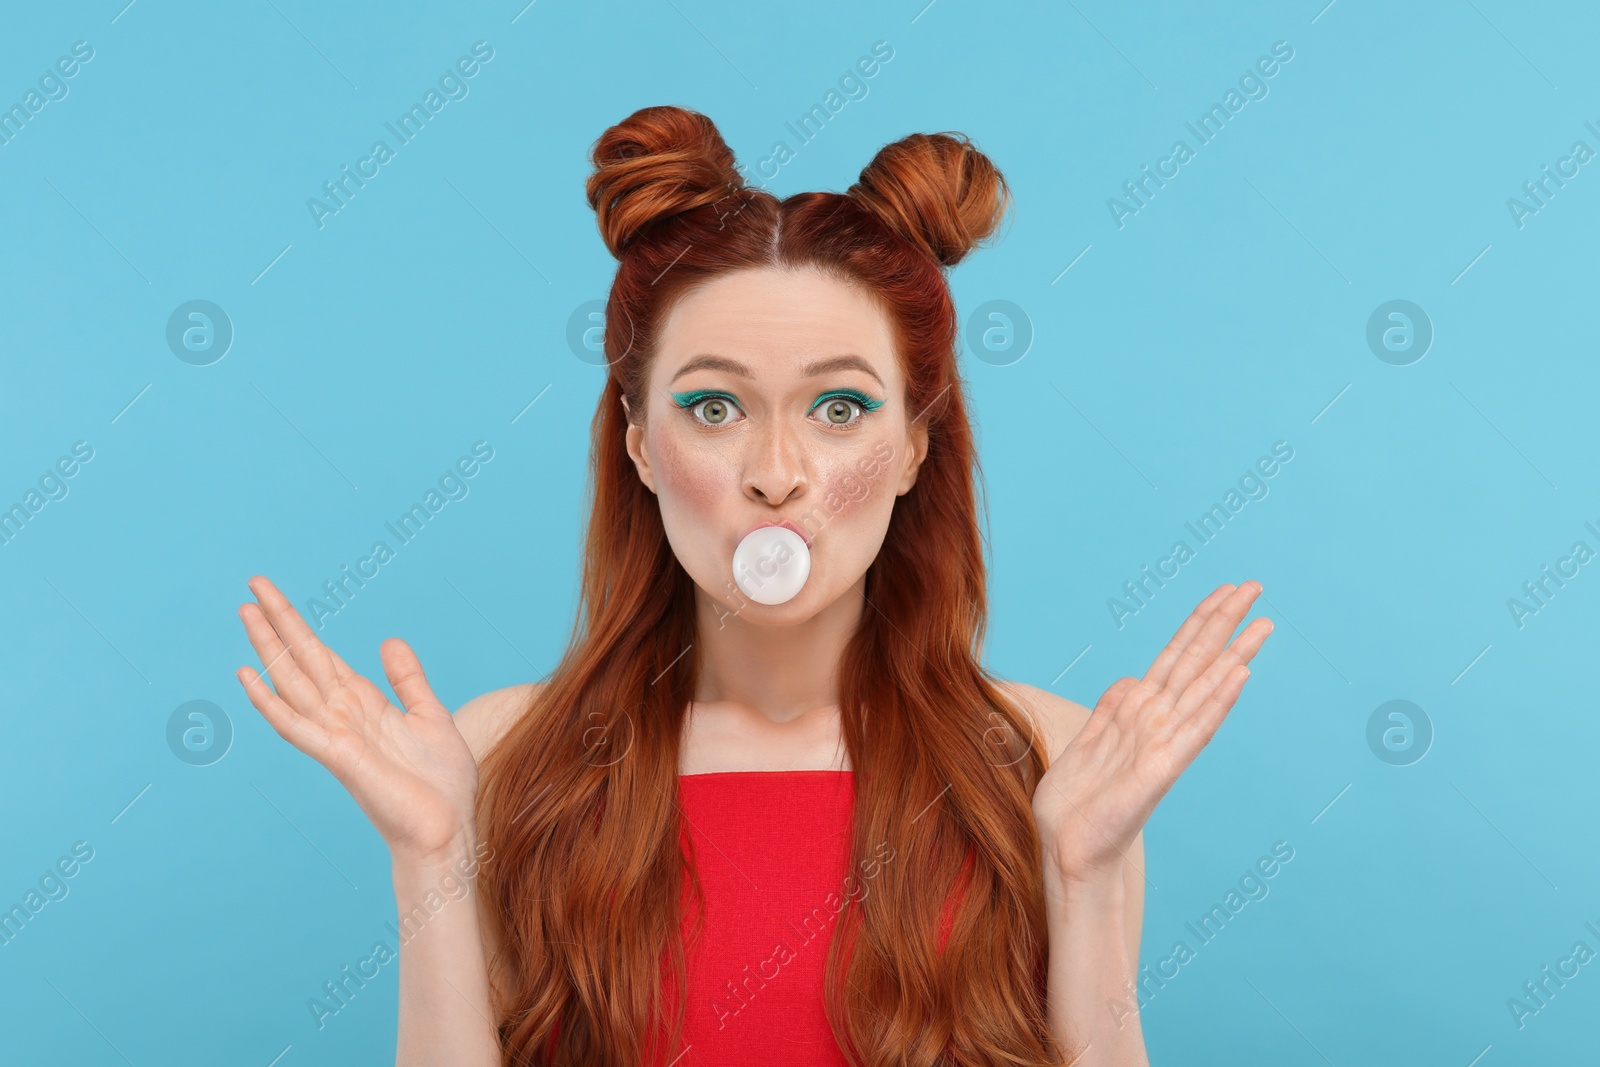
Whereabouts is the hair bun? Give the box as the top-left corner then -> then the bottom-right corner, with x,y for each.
585,105 -> 744,259
848,132 -> 1011,267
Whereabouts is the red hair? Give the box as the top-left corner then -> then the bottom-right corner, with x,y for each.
475,105 -> 1063,1065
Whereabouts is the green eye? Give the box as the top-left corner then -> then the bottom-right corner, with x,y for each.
669,388 -> 884,429
672,389 -> 743,426
809,389 -> 884,428
819,398 -> 860,425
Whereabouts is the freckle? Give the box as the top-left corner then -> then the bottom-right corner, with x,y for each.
651,429 -> 734,498
816,443 -> 894,521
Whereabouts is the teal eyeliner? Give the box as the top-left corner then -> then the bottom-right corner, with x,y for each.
810,389 -> 884,412
671,389 -> 734,408
669,388 -> 887,415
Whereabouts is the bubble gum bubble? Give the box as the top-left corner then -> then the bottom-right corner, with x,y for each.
732,525 -> 810,605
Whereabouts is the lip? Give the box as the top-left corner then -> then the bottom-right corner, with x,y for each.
745,519 -> 813,549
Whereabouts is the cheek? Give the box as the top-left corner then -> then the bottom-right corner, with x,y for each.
816,440 -> 899,523
650,428 -> 737,510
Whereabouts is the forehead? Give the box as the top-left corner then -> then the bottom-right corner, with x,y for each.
655,266 -> 898,377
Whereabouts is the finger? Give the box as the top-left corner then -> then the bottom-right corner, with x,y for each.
381,637 -> 445,716
1168,663 -> 1251,764
1170,616 -> 1272,722
236,664 -> 331,759
1142,583 -> 1238,688
247,575 -> 341,693
1162,581 -> 1263,698
238,601 -> 327,718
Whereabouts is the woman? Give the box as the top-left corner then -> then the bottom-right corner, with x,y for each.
236,105 -> 1272,1066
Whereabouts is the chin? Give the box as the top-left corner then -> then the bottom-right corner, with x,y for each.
733,600 -> 821,627
693,558 -> 843,627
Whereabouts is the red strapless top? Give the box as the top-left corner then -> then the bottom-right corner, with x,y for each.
540,771 -> 964,1065
667,770 -> 960,1066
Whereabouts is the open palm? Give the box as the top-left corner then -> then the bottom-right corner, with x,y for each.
235,575 -> 479,864
1033,581 -> 1273,880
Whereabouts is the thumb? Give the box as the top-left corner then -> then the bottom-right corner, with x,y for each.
380,637 -> 445,716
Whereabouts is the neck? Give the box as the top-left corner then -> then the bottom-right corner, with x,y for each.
689,580 -> 863,723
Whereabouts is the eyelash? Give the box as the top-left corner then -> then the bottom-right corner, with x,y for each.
671,389 -> 885,430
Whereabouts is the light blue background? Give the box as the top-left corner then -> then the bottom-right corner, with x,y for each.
3,0 -> 1596,1063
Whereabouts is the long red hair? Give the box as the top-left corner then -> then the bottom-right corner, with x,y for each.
475,105 -> 1064,1066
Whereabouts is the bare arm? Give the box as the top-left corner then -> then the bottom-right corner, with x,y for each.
1012,581 -> 1272,1063
392,837 -> 501,1066
392,682 -> 537,1067
233,575 -> 536,1067
1042,823 -> 1149,1062
1041,857 -> 1146,1064
1003,682 -> 1147,1062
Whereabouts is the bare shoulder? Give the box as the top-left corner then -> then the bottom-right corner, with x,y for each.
454,681 -> 544,763
993,679 -> 1094,772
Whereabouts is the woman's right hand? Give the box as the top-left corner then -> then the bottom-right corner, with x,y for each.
235,575 -> 480,866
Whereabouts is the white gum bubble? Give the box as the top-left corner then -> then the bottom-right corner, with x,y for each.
731,526 -> 810,605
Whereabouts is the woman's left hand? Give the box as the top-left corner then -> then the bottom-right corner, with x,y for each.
1032,581 -> 1273,882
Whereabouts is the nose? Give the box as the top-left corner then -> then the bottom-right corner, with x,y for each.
742,418 -> 808,507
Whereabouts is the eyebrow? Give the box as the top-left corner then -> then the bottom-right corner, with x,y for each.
668,354 -> 885,388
